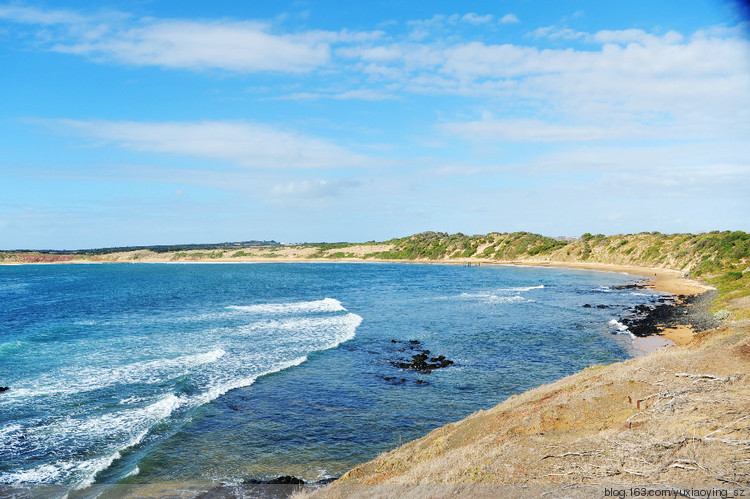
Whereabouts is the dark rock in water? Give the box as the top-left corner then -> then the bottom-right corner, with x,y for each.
613,282 -> 647,290
391,339 -> 398,343
383,376 -> 407,384
387,339 -> 454,378
617,290 -> 719,338
583,303 -> 592,308
244,475 -> 305,485
0,387 -> 9,393
415,379 -> 425,384
268,476 -> 305,485
596,304 -> 609,309
391,351 -> 454,373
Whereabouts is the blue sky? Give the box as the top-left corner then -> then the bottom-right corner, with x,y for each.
1,1 -> 749,249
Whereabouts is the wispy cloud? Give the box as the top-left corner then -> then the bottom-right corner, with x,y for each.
45,119 -> 371,169
54,21 -> 333,72
440,119 -> 615,142
0,4 -> 86,25
500,14 -> 519,24
0,5 -> 380,73
461,13 -> 494,25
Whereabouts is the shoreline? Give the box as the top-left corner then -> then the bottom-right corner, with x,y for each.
3,257 -> 713,352
0,255 -> 713,294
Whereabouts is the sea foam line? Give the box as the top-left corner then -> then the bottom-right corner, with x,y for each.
608,319 -> 635,338
1,304 -> 362,487
5,349 -> 227,399
227,297 -> 345,315
458,292 -> 529,304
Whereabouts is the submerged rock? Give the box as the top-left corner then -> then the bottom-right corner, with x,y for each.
390,344 -> 454,373
244,475 -> 306,485
386,339 -> 454,378
612,282 -> 647,290
268,476 -> 305,485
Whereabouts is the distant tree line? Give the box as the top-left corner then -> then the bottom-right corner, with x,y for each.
9,241 -> 281,255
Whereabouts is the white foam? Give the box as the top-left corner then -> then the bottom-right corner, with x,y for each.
191,355 -> 309,408
459,292 -> 528,304
608,319 -> 635,338
227,298 -> 345,315
8,349 -> 226,398
505,285 -> 545,292
1,297 -> 362,486
0,463 -> 64,484
0,394 -> 180,486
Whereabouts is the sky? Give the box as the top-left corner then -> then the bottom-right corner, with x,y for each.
0,1 -> 749,249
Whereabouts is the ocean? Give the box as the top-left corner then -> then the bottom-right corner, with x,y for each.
0,262 -> 664,489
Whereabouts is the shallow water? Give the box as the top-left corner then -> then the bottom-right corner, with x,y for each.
0,263 -> 665,487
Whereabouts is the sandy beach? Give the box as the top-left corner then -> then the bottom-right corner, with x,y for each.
498,260 -> 717,353
2,251 -> 716,355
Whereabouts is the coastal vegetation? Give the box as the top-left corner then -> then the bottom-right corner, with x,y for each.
2,231 -> 748,318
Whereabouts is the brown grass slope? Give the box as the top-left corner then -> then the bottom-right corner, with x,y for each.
313,322 -> 750,491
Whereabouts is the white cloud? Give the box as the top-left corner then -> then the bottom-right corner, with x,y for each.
500,14 -> 519,24
592,28 -> 683,45
49,119 -> 370,169
337,44 -> 402,61
0,4 -> 86,25
441,119 -> 614,142
53,20 -> 331,72
0,6 -> 379,73
462,13 -> 493,25
531,25 -> 587,40
360,28 -> 750,142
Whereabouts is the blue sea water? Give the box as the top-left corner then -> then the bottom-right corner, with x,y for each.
0,263 -> 664,488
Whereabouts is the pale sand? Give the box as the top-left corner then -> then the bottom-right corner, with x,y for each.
660,324 -> 696,345
631,335 -> 677,356
488,260 -> 714,351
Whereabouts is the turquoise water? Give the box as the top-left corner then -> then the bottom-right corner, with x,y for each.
0,263 -> 662,488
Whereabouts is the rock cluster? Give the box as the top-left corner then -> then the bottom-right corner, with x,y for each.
389,339 -> 454,374
618,290 -> 719,337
